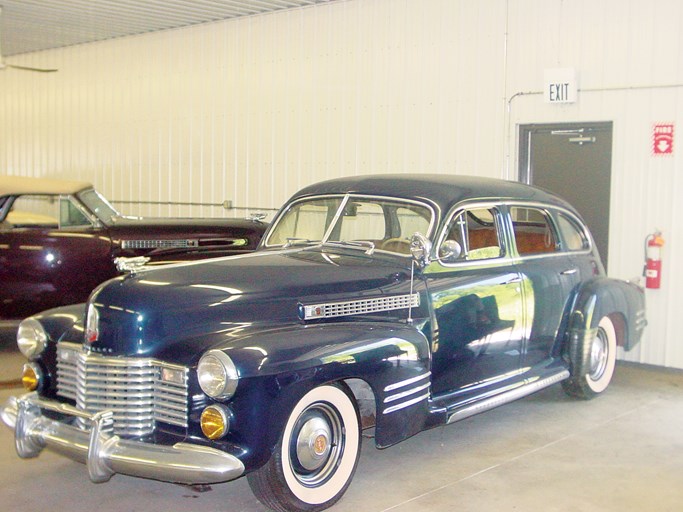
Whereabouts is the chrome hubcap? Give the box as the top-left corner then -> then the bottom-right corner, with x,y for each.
296,416 -> 332,471
290,403 -> 343,486
589,328 -> 609,381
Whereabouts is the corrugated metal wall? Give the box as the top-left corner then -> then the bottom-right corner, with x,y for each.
1,0 -> 682,368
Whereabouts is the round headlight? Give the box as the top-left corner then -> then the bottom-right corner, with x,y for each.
17,318 -> 48,359
197,350 -> 239,400
201,405 -> 230,440
22,363 -> 43,392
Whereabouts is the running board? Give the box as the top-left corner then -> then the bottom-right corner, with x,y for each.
446,369 -> 570,424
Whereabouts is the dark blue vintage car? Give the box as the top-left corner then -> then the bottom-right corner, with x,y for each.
1,175 -> 646,512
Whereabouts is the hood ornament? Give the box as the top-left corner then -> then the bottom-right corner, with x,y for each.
115,256 -> 150,274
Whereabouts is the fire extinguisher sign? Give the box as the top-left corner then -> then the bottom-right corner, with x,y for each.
653,123 -> 674,155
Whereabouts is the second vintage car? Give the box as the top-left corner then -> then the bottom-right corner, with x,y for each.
0,175 -> 267,340
2,174 -> 645,512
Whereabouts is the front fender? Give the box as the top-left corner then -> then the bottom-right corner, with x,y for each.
213,321 -> 432,472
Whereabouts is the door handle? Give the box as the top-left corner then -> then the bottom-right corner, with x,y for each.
561,268 -> 578,275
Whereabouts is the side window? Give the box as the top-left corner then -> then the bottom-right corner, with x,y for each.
510,207 -> 558,256
60,197 -> 90,227
556,213 -> 589,251
6,195 -> 60,228
444,207 -> 502,261
5,195 -> 92,229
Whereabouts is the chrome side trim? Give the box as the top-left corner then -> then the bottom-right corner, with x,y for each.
635,309 -> 647,331
384,371 -> 431,392
382,371 -> 432,415
301,293 -> 419,320
446,370 -> 570,424
382,392 -> 430,415
384,383 -> 431,404
2,394 -> 244,485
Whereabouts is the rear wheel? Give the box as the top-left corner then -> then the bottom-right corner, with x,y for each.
248,384 -> 361,512
562,316 -> 617,399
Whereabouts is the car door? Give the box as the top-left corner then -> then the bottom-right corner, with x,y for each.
426,204 -> 525,398
507,205 -> 582,370
0,194 -> 113,320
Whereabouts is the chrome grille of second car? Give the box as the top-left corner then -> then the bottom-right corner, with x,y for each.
121,239 -> 198,249
56,342 -> 188,437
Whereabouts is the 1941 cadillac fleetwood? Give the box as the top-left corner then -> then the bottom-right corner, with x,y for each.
0,176 -> 267,341
1,174 -> 646,512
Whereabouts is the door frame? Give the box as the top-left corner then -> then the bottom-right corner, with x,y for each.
518,121 -> 613,184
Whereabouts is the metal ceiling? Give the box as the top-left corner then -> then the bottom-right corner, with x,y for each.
0,0 -> 336,57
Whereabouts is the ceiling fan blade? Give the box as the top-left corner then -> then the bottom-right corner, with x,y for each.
0,7 -> 58,73
6,64 -> 58,73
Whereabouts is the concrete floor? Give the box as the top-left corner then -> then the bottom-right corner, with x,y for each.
1,348 -> 682,512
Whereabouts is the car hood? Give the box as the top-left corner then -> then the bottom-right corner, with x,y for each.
105,216 -> 268,259
85,247 -> 415,363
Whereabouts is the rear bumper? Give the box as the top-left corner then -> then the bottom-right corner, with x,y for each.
1,393 -> 244,485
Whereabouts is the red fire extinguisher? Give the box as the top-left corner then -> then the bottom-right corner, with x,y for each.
644,231 -> 665,289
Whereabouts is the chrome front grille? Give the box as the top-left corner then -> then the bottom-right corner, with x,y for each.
56,342 -> 189,437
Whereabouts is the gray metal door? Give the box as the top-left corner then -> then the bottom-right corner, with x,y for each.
518,122 -> 613,268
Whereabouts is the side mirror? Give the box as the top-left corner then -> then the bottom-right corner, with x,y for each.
410,232 -> 432,267
439,240 -> 462,262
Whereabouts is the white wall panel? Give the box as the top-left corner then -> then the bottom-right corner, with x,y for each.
1,0 -> 683,368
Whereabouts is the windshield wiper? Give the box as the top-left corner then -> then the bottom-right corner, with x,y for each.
323,240 -> 375,255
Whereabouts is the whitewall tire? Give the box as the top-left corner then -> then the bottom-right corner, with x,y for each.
563,316 -> 618,399
248,384 -> 361,512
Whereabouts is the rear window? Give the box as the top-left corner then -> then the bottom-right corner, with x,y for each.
556,212 -> 590,251
510,207 -> 559,256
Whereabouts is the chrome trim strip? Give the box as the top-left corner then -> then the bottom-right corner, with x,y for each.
384,371 -> 431,392
302,293 -> 419,320
2,394 -> 244,485
384,382 -> 431,404
382,392 -> 430,415
446,369 -> 570,424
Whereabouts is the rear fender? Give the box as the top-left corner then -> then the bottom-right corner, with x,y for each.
566,278 -> 646,356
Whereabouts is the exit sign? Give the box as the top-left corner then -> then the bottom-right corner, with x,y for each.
544,68 -> 577,104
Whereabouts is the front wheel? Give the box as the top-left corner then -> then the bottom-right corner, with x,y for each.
248,384 -> 361,512
562,316 -> 617,399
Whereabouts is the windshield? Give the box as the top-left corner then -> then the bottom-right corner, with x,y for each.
78,188 -> 121,225
265,195 -> 433,255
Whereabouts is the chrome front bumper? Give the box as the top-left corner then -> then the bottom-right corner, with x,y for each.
1,393 -> 244,485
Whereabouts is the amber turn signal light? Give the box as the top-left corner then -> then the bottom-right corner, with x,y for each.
21,363 -> 42,391
200,405 -> 230,440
